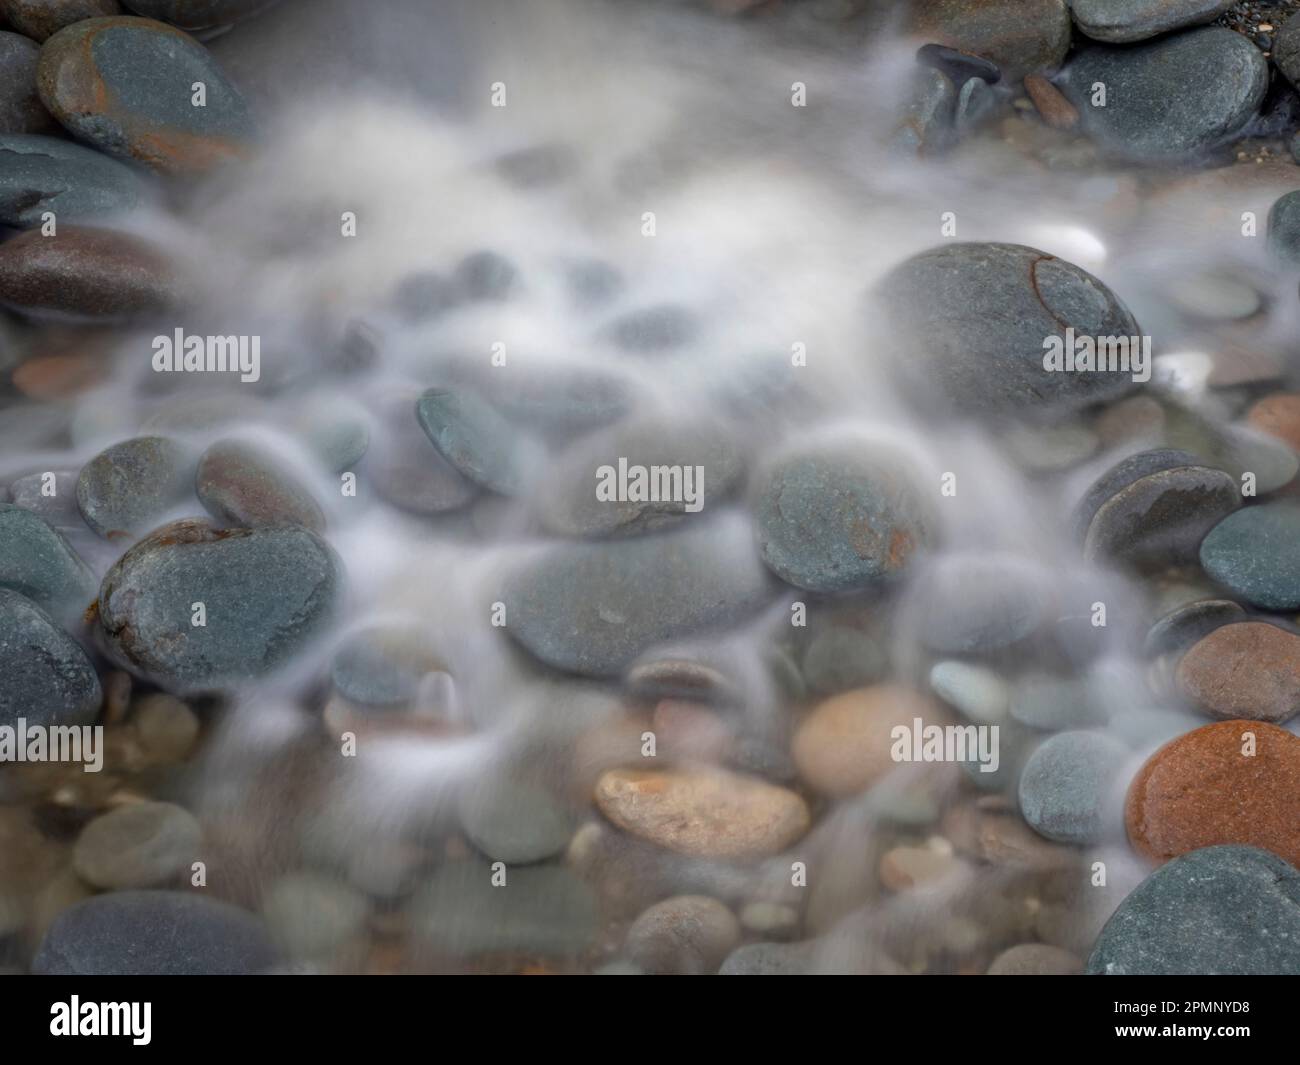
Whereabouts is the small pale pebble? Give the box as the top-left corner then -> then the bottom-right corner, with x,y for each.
131,694 -> 200,764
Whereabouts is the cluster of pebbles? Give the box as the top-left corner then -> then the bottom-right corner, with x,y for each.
0,0 -> 1299,976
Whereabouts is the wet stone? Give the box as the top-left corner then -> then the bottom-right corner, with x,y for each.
0,31 -> 55,133
906,0 -> 1070,81
8,469 -> 82,530
0,225 -> 175,320
1088,845 -> 1300,975
33,889 -> 276,974
875,243 -> 1141,418
1018,730 -> 1126,844
390,269 -> 459,323
0,501 -> 96,619
330,627 -> 443,708
196,438 -> 325,532
623,895 -> 740,975
719,940 -> 815,975
415,388 -> 536,497
928,660 -> 1008,724
0,2 -> 123,43
114,1 -> 274,33
1070,0 -> 1236,43
1199,501 -> 1300,610
0,587 -> 100,726
456,777 -> 576,865
368,394 -> 479,515
894,66 -> 955,156
1144,598 -> 1246,659
76,435 -> 192,540
36,15 -> 255,174
0,133 -> 143,226
1176,622 -> 1300,724
97,518 -> 343,693
72,800 -> 201,889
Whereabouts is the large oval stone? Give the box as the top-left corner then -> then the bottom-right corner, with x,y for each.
1125,720 -> 1300,868
874,243 -> 1141,417
752,442 -> 930,593
1060,28 -> 1268,161
594,765 -> 810,861
0,501 -> 96,619
502,514 -> 775,677
1177,622 -> 1300,724
0,133 -> 143,227
1070,0 -> 1236,43
97,518 -> 343,692
36,15 -> 254,174
1088,845 -> 1300,975
1018,730 -> 1127,844
1199,501 -> 1300,610
0,225 -> 174,320
33,889 -> 276,974
0,587 -> 100,726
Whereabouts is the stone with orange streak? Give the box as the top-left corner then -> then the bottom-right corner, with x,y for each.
1247,392 -> 1300,453
36,16 -> 253,175
792,683 -> 954,796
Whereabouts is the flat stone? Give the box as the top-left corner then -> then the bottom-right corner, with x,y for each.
1059,28 -> 1268,161
1071,0 -> 1236,43
502,514 -> 775,677
1018,730 -> 1127,844
8,469 -> 82,530
1144,598 -> 1246,658
623,895 -> 741,975
32,889 -> 275,974
875,243 -> 1141,418
97,518 -> 343,692
196,438 -> 325,531
1087,845 -> 1300,975
1125,719 -> 1300,868
76,435 -> 192,540
906,0 -> 1070,80
752,442 -> 930,593
894,66 -> 956,157
37,15 -> 254,174
72,800 -> 201,888
0,133 -> 143,226
368,394 -> 478,515
0,31 -> 55,133
1177,622 -> 1300,724
594,765 -> 810,861
792,684 -> 952,796
536,417 -> 742,538
1200,501 -> 1300,610
929,660 -> 1009,724
0,501 -> 96,619
415,388 -> 537,497
0,224 -> 174,320
409,861 -> 598,959
0,1 -> 123,42
987,942 -> 1083,974
0,587 -> 100,726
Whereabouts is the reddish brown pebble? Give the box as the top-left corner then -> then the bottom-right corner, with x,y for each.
1125,719 -> 1300,868
12,352 -> 108,398
1177,622 -> 1300,724
1024,73 -> 1078,129
1247,392 -> 1300,452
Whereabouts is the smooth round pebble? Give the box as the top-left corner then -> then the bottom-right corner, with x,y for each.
623,895 -> 741,975
0,588 -> 100,727
72,800 -> 201,889
1200,502 -> 1300,610
76,436 -> 192,539
1017,730 -> 1127,844
196,438 -> 325,531
1176,622 -> 1300,724
987,943 -> 1083,974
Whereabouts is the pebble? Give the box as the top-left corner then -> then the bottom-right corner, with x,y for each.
1088,845 -> 1300,974
1267,190 -> 1300,267
260,871 -> 370,959
594,765 -> 810,861
894,66 -> 955,156
875,243 -> 1140,417
116,1 -> 273,33
0,132 -> 143,226
1275,13 -> 1300,92
906,553 -> 1050,653
738,900 -> 800,937
97,518 -> 343,692
792,684 -> 951,796
1144,598 -> 1246,658
1018,730 -> 1127,844
0,31 -> 55,133
1060,28 -> 1267,161
0,501 -> 96,619
368,394 -> 478,515
1246,391 -> 1300,450
801,624 -> 886,696
954,75 -> 996,133
0,225 -> 175,320
442,357 -> 631,439
1023,73 -> 1077,130
130,692 -> 199,763
1167,271 -> 1260,321
76,435 -> 192,539
330,627 -> 442,707
0,588 -> 100,726
196,438 -> 325,532
627,655 -> 741,706
390,269 -> 458,323
1199,501 -> 1300,610
1074,447 -> 1240,569
72,800 -> 201,888
502,514 -> 774,677
33,889 -> 276,974
879,843 -> 961,891
928,660 -> 1008,723
719,940 -> 815,975
623,895 -> 741,975
7,469 -> 82,530
1176,622 -> 1300,724
457,777 -> 577,864
752,443 -> 930,593
415,388 -> 537,497
943,802 -> 1078,871
1125,720 -> 1300,868
906,0 -> 1070,81
36,15 -> 254,174
0,1 -> 123,41
536,418 -> 743,537
1070,0 -> 1236,43
409,861 -> 598,959
987,942 -> 1083,974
